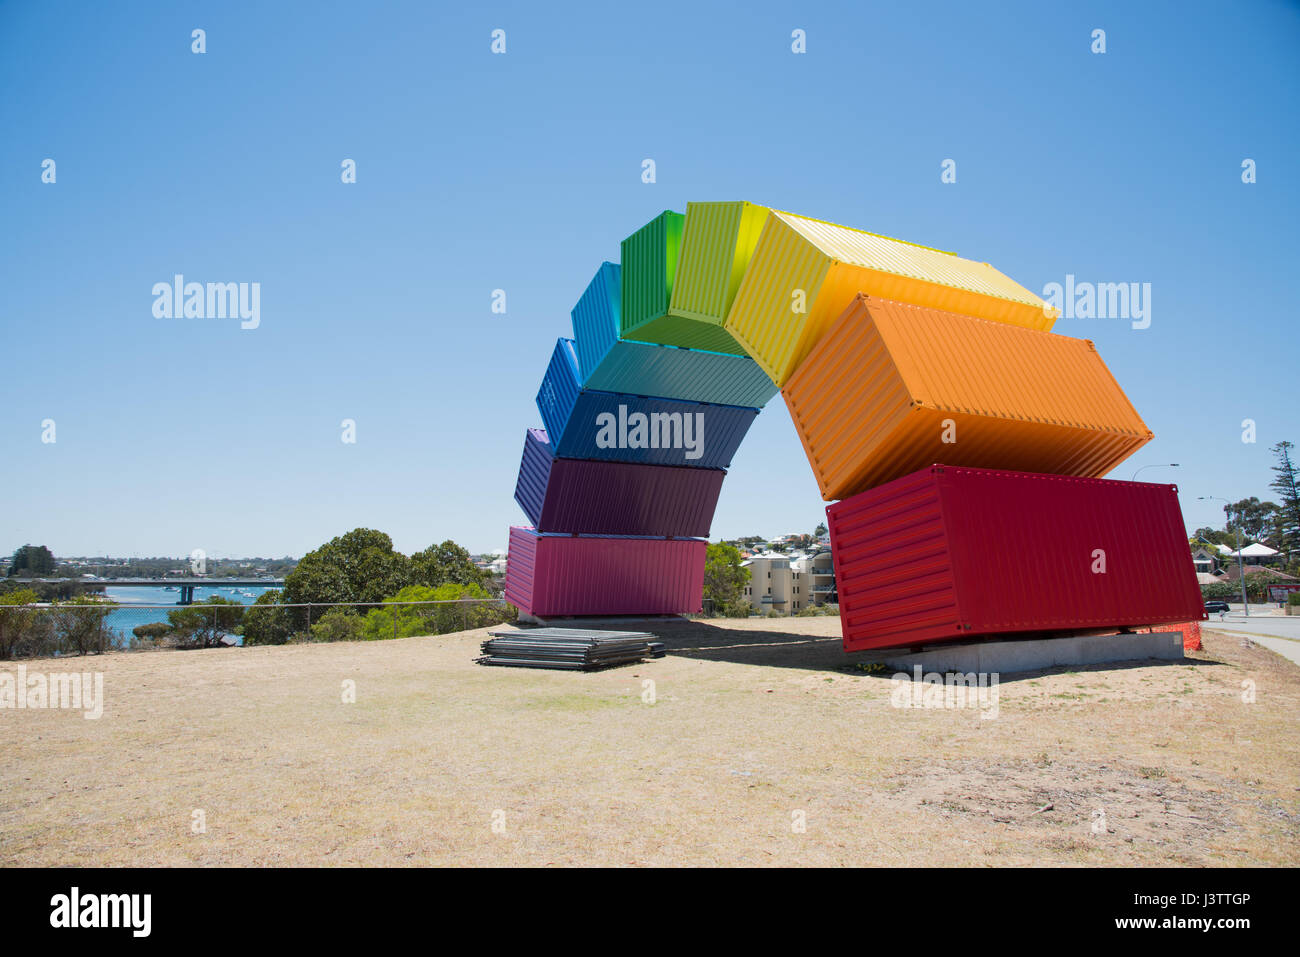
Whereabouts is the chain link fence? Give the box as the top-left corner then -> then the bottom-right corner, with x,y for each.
0,598 -> 517,660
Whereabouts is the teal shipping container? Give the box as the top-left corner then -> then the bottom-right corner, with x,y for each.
571,261 -> 777,409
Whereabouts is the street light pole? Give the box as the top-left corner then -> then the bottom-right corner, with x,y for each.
1132,463 -> 1180,482
1199,495 -> 1249,618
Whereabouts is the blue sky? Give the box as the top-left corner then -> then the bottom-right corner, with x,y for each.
2,0 -> 1296,559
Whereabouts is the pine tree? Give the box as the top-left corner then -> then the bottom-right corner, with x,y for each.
1269,441 -> 1300,557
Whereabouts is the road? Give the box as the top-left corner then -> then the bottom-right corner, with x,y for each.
1204,604 -> 1300,666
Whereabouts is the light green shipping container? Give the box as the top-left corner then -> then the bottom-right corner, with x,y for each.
620,207 -> 759,355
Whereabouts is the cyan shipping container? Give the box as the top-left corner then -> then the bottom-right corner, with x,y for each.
514,428 -> 725,537
571,262 -> 776,408
535,338 -> 758,469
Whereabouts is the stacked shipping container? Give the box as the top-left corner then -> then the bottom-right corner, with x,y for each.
826,467 -> 1205,651
782,294 -> 1153,500
502,201 -> 1200,643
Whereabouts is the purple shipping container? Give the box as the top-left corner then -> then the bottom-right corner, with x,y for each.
514,428 -> 725,537
504,527 -> 706,618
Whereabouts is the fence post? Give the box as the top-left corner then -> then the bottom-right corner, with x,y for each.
306,603 -> 312,636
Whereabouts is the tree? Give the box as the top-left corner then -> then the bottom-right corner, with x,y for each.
1221,497 -> 1279,542
50,596 -> 113,655
360,582 -> 499,640
164,596 -> 244,649
310,606 -> 364,643
814,522 -> 828,538
240,589 -> 293,646
282,528 -> 413,608
1242,570 -> 1291,603
411,540 -> 485,588
1192,526 -> 1233,547
703,543 -> 751,617
1270,441 -> 1300,556
1201,581 -> 1237,601
131,622 -> 171,643
8,545 -> 56,577
0,589 -> 40,659
426,581 -> 499,632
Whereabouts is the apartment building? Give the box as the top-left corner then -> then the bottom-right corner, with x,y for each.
741,547 -> 836,615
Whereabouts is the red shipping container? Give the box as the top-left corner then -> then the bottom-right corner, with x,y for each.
504,527 -> 705,618
827,465 -> 1205,652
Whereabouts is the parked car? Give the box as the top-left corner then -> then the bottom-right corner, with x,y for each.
1204,600 -> 1230,614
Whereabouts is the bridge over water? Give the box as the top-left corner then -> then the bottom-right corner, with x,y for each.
10,578 -> 285,605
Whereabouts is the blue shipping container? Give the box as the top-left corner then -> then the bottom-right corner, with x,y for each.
571,262 -> 778,408
536,338 -> 759,469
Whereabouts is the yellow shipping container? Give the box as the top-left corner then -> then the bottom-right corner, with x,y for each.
725,210 -> 1057,386
782,294 -> 1152,501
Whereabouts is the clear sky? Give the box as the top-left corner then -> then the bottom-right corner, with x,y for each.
2,0 -> 1297,559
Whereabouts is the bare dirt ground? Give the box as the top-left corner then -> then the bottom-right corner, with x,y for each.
2,618 -> 1297,866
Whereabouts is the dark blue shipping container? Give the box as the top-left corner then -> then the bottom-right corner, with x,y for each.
514,428 -> 725,536
536,338 -> 759,469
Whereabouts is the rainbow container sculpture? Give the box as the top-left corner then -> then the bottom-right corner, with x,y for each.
502,202 -> 1200,642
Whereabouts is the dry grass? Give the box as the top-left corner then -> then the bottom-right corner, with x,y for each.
2,619 -> 1297,866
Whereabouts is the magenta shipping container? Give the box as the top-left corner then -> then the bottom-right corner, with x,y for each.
514,428 -> 724,537
827,465 -> 1205,653
505,527 -> 706,618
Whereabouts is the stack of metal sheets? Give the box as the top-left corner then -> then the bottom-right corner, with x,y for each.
478,628 -> 665,671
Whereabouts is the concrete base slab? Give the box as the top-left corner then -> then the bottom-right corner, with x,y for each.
872,631 -> 1183,676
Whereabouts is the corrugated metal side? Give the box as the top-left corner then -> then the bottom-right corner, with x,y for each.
509,529 -> 706,617
783,295 -> 913,500
552,391 -> 758,470
782,211 -> 1053,313
726,211 -> 1056,385
670,201 -> 770,325
938,468 -> 1205,633
503,525 -> 538,614
621,312 -> 749,354
512,428 -> 553,527
619,210 -> 683,336
583,340 -> 778,408
783,295 -> 1153,499
723,212 -> 833,384
535,338 -> 581,443
828,466 -> 1206,651
570,257 -> 769,403
571,261 -> 621,383
828,468 -> 964,651
620,207 -> 746,353
539,458 -> 725,537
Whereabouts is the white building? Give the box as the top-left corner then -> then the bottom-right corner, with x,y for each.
741,547 -> 836,615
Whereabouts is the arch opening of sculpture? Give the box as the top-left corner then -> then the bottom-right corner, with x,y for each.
505,202 -> 1205,652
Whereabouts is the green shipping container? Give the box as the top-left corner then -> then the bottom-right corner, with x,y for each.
620,210 -> 749,355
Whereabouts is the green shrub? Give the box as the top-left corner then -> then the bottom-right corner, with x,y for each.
240,590 -> 293,646
309,606 -> 364,643
1200,582 -> 1237,600
162,596 -> 244,649
360,582 -> 509,639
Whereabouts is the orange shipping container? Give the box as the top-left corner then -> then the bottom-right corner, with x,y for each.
782,294 -> 1153,500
